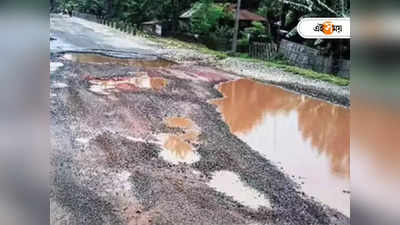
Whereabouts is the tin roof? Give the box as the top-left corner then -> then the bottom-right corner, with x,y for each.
236,9 -> 267,22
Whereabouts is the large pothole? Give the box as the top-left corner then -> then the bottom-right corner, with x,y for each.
63,52 -> 175,68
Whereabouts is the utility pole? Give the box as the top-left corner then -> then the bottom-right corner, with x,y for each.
231,0 -> 242,53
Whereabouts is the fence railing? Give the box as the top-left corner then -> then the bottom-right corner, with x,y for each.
249,42 -> 278,60
279,39 -> 350,78
72,12 -> 138,36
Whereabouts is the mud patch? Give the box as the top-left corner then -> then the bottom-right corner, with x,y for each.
208,170 -> 271,210
158,117 -> 201,164
64,53 -> 174,68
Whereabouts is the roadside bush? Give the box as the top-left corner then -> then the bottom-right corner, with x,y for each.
202,32 -> 230,51
245,21 -> 272,43
237,36 -> 250,53
214,25 -> 233,39
203,25 -> 233,51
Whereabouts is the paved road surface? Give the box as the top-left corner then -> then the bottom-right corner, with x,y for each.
50,14 -> 349,225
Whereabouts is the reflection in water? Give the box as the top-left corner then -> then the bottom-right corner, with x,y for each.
159,117 -> 201,164
212,79 -> 350,216
297,100 -> 350,178
212,79 -> 298,134
64,53 -> 175,68
208,170 -> 271,210
86,74 -> 168,95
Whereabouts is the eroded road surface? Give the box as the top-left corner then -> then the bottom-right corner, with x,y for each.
50,15 -> 350,225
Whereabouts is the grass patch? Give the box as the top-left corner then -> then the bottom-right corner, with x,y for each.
142,34 -> 349,86
142,34 -> 228,60
279,65 -> 350,86
235,57 -> 350,86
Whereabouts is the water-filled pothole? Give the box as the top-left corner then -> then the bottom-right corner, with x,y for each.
164,117 -> 196,130
158,117 -> 201,164
208,170 -> 271,210
86,73 -> 168,95
64,53 -> 175,68
212,78 -> 350,216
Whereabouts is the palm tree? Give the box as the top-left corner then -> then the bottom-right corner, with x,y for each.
283,0 -> 350,39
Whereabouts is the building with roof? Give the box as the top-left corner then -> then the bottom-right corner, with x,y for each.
179,3 -> 267,31
142,20 -> 163,36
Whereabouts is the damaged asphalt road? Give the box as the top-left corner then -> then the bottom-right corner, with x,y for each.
50,15 -> 350,225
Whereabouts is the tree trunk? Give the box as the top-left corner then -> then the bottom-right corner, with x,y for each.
277,3 -> 288,50
171,0 -> 179,32
106,0 -> 114,18
50,0 -> 55,12
232,0 -> 242,53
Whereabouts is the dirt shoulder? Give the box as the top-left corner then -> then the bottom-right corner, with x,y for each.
139,36 -> 350,107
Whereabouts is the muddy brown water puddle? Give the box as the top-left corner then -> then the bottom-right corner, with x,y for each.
64,53 -> 175,68
164,117 -> 195,129
212,79 -> 350,216
159,117 -> 201,164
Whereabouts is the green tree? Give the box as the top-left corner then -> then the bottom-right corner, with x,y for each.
191,0 -> 225,35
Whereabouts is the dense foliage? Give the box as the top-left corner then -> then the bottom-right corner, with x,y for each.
52,0 -> 197,27
190,0 -> 225,35
51,0 -> 350,58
